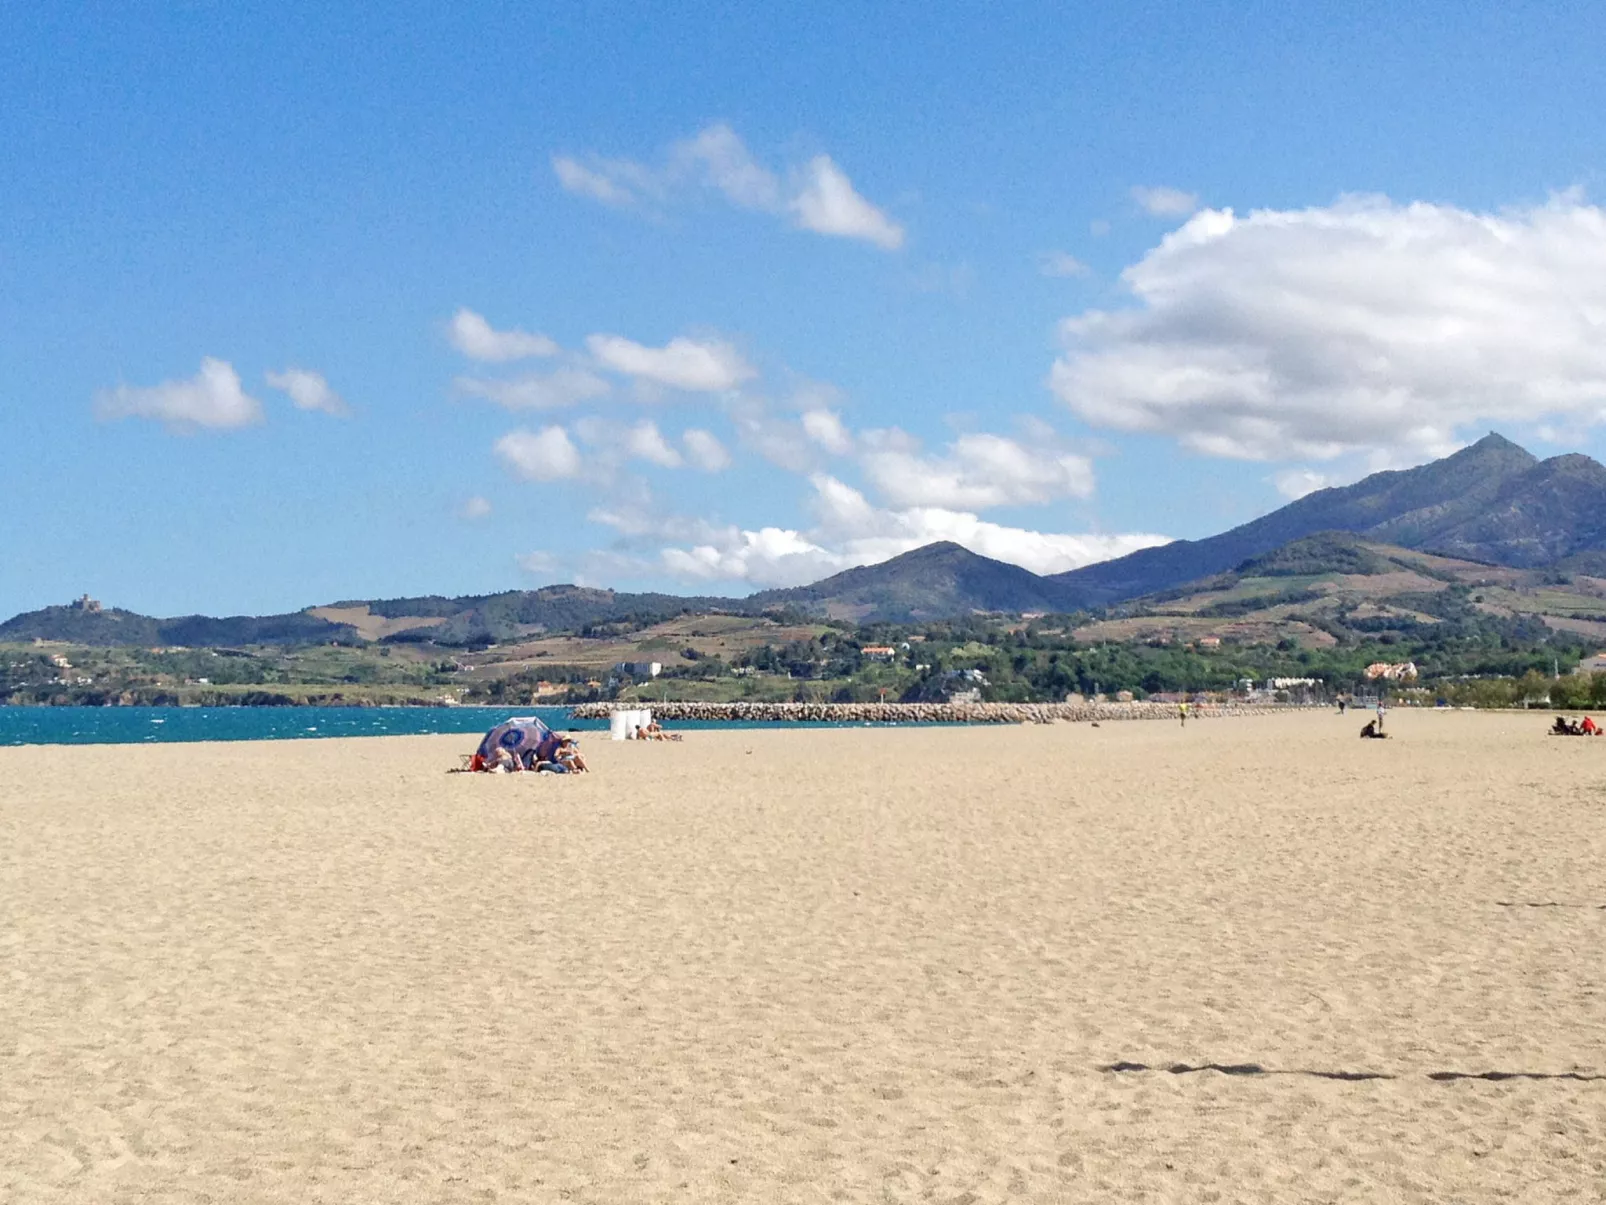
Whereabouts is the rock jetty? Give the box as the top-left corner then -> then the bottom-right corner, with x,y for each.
569,700 -> 1287,724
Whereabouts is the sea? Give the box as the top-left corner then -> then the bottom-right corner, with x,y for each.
0,706 -> 595,747
0,705 -> 889,747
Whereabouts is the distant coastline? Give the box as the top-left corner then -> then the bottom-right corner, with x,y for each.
0,693 -> 462,708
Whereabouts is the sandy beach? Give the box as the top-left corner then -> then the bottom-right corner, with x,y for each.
3,710 -> 1605,1202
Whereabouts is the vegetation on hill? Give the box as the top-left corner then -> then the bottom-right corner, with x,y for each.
359,585 -> 751,645
751,541 -> 1077,621
1232,532 -> 1389,577
1048,433 -> 1606,605
0,604 -> 359,648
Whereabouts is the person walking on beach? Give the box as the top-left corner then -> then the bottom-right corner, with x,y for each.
1178,700 -> 1189,727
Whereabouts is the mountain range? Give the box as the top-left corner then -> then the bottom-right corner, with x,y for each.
1044,433 -> 1606,605
10,433 -> 1606,642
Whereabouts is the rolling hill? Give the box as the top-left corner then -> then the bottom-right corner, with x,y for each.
0,603 -> 364,648
748,541 -> 1074,621
1069,531 -> 1606,650
0,588 -> 753,650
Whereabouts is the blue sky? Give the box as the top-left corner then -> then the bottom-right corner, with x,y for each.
6,1 -> 1606,618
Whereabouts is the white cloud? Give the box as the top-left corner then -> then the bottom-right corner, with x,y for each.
587,489 -> 733,544
647,474 -> 1167,587
1051,194 -> 1606,462
495,426 -> 583,481
801,408 -> 853,455
554,402 -> 1154,589
517,550 -> 558,575
551,155 -> 637,205
805,475 -> 1167,577
567,417 -> 709,475
857,425 -> 921,454
660,526 -> 839,585
729,398 -> 816,471
554,124 -> 903,250
1131,185 -> 1199,216
458,495 -> 493,520
455,367 -> 611,410
682,428 -> 732,471
447,308 -> 559,362
1038,250 -> 1091,278
860,432 -> 1096,510
95,358 -> 264,431
1271,469 -> 1334,500
623,420 -> 682,467
788,155 -> 905,249
265,367 -> 348,416
673,123 -> 782,209
586,333 -> 755,392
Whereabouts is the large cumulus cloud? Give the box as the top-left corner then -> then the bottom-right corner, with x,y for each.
1051,195 -> 1606,462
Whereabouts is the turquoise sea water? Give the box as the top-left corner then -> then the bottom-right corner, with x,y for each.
0,706 -> 596,747
0,706 -> 906,746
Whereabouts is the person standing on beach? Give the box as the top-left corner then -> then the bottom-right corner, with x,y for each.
1179,700 -> 1189,727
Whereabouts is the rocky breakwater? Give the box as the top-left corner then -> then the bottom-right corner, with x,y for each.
569,700 -> 1284,724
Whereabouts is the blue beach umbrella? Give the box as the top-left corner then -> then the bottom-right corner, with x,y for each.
476,715 -> 557,763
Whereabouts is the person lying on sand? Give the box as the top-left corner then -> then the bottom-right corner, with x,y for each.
643,720 -> 684,742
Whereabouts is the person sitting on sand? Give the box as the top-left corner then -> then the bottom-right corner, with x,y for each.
1584,716 -> 1599,736
555,736 -> 588,773
1553,715 -> 1573,736
1360,719 -> 1388,739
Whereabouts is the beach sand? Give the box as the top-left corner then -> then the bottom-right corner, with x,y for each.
3,711 -> 1604,1202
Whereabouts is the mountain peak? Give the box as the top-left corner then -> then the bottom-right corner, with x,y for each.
751,540 -> 1063,622
1466,432 -> 1528,454
1434,431 -> 1537,473
1049,432 -> 1545,603
887,540 -> 974,562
